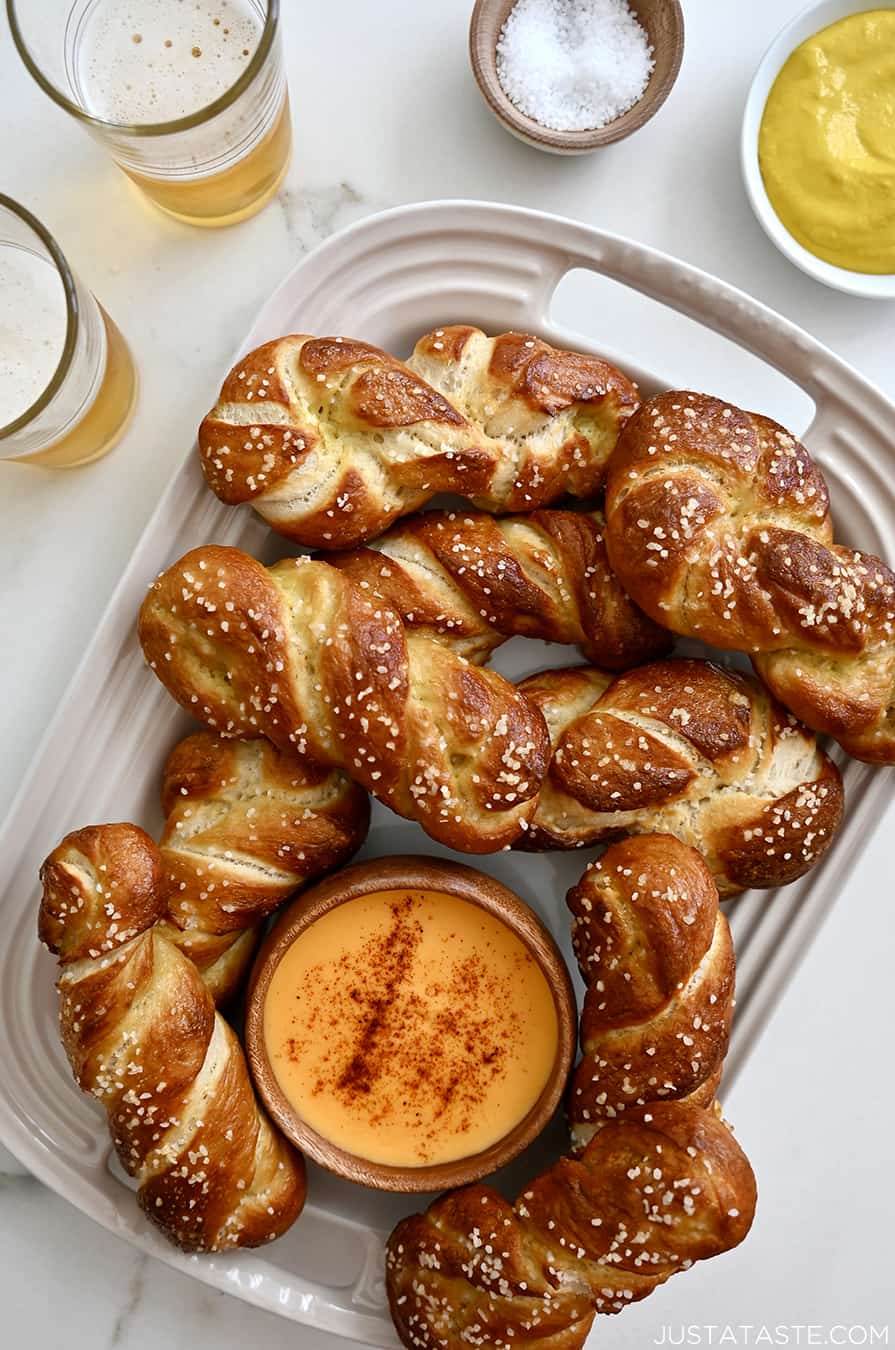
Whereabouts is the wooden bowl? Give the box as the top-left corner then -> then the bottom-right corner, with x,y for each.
245,855 -> 576,1193
469,0 -> 685,153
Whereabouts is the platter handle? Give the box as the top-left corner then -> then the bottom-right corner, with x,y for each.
524,215 -> 895,457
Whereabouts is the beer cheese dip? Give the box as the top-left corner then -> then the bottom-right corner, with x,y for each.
262,887 -> 559,1167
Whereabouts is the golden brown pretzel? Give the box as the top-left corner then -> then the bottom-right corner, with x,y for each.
38,824 -> 307,1253
156,731 -> 370,1003
605,390 -> 895,762
386,1100 -> 756,1349
566,835 -> 734,1148
138,547 -> 550,853
519,659 -> 843,896
198,329 -> 639,547
326,508 -> 670,669
407,326 -> 639,508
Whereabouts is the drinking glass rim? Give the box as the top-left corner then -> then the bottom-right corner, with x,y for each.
0,193 -> 80,441
6,0 -> 280,138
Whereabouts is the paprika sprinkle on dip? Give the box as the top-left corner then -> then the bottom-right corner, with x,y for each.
758,9 -> 895,275
261,887 -> 559,1168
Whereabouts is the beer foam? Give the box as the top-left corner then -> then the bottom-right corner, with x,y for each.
77,0 -> 262,125
0,247 -> 68,428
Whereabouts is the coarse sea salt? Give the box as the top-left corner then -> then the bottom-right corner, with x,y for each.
496,0 -> 655,133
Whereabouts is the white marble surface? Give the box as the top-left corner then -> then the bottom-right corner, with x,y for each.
1,0 -> 893,1346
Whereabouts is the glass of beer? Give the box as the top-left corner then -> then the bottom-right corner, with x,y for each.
7,0 -> 291,229
0,195 -> 137,468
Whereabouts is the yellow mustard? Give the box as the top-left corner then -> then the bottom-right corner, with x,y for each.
758,9 -> 895,274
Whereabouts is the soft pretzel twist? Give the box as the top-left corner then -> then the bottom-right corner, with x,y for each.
407,326 -> 639,508
138,547 -> 550,853
386,1101 -> 756,1350
38,824 -> 307,1253
519,659 -> 843,896
566,836 -> 734,1149
156,732 -> 370,1003
326,508 -> 669,670
605,391 -> 895,762
198,328 -> 639,548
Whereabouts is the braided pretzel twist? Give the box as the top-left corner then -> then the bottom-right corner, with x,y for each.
605,391 -> 895,762
38,824 -> 306,1252
386,1100 -> 755,1350
138,547 -> 550,853
198,328 -> 639,548
518,659 -> 843,896
326,508 -> 669,670
156,731 -> 370,1003
566,835 -> 734,1149
386,834 -> 753,1347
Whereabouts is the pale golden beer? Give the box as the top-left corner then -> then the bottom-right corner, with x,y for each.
16,310 -> 137,468
123,92 -> 293,228
8,0 -> 291,230
0,196 -> 137,468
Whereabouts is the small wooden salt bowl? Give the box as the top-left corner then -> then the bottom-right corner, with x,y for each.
245,855 -> 576,1193
469,0 -> 685,153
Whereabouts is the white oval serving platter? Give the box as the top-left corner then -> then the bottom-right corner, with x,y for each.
1,200 -> 894,1345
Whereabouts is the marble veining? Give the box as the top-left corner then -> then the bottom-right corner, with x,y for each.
274,180 -> 370,254
109,1257 -> 148,1348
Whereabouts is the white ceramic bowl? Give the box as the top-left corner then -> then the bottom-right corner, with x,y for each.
741,0 -> 895,299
